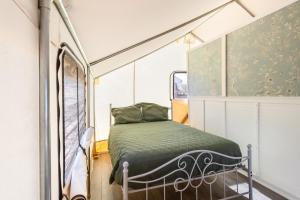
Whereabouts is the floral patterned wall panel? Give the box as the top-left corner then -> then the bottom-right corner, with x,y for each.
227,1 -> 300,96
188,38 -> 222,96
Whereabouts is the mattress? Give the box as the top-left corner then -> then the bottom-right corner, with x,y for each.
108,121 -> 241,186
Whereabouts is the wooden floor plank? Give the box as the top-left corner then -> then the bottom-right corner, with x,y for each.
91,153 -> 286,200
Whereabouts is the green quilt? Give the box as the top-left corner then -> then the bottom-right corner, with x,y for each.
108,121 -> 241,186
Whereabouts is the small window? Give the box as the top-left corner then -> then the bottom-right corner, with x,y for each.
171,71 -> 188,100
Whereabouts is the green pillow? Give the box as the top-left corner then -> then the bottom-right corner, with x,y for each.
135,102 -> 168,122
111,106 -> 142,124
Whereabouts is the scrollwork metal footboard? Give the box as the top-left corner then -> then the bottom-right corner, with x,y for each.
122,144 -> 253,200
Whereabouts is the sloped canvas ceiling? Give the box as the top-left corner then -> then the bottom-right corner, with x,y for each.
64,0 -> 298,77
12,0 -> 39,27
65,0 -> 228,62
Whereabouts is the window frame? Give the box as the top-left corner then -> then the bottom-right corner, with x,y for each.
61,48 -> 87,186
170,70 -> 188,100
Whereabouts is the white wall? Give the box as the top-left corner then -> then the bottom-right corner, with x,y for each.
95,42 -> 188,140
189,97 -> 300,199
0,2 -> 89,199
135,42 -> 187,107
0,1 -> 39,200
95,63 -> 134,141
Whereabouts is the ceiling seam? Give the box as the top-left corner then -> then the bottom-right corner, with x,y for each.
12,0 -> 39,28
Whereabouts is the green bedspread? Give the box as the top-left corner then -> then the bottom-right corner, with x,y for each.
108,121 -> 241,186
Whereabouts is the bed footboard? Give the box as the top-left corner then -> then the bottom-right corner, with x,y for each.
122,144 -> 253,200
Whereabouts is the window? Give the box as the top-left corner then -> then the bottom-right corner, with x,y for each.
171,71 -> 188,99
60,51 -> 86,184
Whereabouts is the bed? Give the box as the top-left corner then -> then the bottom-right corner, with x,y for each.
108,121 -> 253,200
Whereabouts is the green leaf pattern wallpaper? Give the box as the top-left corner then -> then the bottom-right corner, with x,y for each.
188,1 -> 300,97
227,1 -> 300,96
188,39 -> 222,96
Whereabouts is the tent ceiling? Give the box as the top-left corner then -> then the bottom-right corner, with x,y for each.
13,0 -> 39,27
64,0 -> 297,77
65,0 -> 229,62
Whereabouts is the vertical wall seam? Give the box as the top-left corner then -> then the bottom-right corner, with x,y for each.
203,100 -> 206,131
93,81 -> 96,139
257,102 -> 261,177
87,69 -> 90,126
187,41 -> 191,123
221,35 -> 227,97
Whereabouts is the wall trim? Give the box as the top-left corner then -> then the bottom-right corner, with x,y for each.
190,96 -> 300,104
203,100 -> 206,132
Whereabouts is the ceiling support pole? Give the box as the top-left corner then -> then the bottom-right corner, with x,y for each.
234,0 -> 255,17
39,0 -> 51,200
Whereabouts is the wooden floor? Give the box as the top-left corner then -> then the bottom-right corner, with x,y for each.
91,153 -> 286,200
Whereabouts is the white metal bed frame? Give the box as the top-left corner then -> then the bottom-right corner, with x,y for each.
121,144 -> 253,200
108,104 -> 253,199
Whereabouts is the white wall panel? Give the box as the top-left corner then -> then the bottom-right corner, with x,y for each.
189,97 -> 300,199
95,63 -> 134,140
226,102 -> 259,175
135,42 -> 187,107
188,98 -> 205,130
260,103 -> 300,199
0,1 -> 39,199
204,101 -> 225,137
